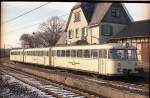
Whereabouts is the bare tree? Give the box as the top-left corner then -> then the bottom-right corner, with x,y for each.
20,16 -> 66,48
38,16 -> 66,46
20,34 -> 34,48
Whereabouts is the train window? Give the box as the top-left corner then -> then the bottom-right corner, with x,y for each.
39,51 -> 41,56
57,50 -> 60,56
99,50 -> 107,58
91,49 -> 98,58
33,51 -> 35,56
41,51 -> 43,56
36,51 -> 38,56
71,50 -> 76,57
34,51 -> 36,56
37,51 -> 39,56
77,50 -> 82,57
46,51 -> 49,56
33,51 -> 34,56
66,50 -> 70,57
61,50 -> 65,57
84,50 -> 90,58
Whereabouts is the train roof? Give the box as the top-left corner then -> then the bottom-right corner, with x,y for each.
10,43 -> 136,51
24,47 -> 50,51
52,43 -> 136,50
10,49 -> 24,52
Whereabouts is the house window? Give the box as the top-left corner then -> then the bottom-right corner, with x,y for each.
101,25 -> 112,36
111,8 -> 120,17
74,12 -> 80,22
81,27 -> 88,37
75,28 -> 79,38
68,30 -> 74,39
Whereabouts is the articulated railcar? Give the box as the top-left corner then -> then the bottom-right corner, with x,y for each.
10,49 -> 24,62
24,48 -> 50,66
10,43 -> 138,76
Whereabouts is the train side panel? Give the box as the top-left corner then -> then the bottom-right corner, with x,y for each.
24,48 -> 50,66
10,49 -> 24,62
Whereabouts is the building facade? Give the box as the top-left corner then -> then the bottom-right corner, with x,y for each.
65,3 -> 133,45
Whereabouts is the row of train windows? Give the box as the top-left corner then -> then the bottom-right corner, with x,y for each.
25,51 -> 49,56
11,51 -> 49,56
11,49 -> 108,58
52,49 -> 107,58
11,51 -> 22,55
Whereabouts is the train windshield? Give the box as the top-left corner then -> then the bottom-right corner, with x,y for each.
109,49 -> 137,60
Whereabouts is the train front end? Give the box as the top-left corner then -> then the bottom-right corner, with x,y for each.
108,44 -> 138,75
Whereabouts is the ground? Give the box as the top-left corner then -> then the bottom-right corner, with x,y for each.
0,72 -> 53,98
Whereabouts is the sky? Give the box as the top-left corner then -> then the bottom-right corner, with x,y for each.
1,2 -> 150,48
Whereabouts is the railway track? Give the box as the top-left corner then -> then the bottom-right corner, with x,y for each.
1,62 -> 149,97
0,65 -> 100,98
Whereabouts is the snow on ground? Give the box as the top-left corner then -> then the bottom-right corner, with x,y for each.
0,73 -> 55,98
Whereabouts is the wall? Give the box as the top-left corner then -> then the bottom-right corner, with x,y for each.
67,8 -> 88,44
99,23 -> 126,43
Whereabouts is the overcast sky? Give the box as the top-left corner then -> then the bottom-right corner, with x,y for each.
1,2 -> 150,48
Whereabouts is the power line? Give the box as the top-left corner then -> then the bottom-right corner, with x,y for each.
2,2 -> 50,24
7,13 -> 69,34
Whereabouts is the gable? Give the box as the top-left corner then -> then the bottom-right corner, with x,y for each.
89,3 -> 112,27
67,7 -> 88,31
65,3 -> 95,31
102,3 -> 133,24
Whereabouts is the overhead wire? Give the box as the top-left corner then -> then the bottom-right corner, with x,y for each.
7,13 -> 69,34
2,2 -> 50,24
6,3 -> 95,33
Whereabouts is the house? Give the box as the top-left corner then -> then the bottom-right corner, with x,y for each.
65,2 -> 133,45
111,20 -> 150,71
56,32 -> 67,46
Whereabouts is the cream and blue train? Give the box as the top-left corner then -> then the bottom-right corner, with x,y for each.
10,43 -> 138,76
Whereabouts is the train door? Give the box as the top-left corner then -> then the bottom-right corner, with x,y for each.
98,49 -> 107,75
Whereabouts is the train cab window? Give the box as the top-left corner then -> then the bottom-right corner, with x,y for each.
91,49 -> 98,58
66,50 -> 70,57
77,50 -> 82,57
71,50 -> 76,57
61,50 -> 65,57
99,50 -> 107,58
57,50 -> 60,57
84,50 -> 90,58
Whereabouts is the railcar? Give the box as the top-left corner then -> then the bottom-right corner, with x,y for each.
10,49 -> 24,62
51,43 -> 138,76
10,43 -> 138,76
24,48 -> 50,66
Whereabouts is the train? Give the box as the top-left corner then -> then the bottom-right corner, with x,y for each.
10,43 -> 138,76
